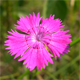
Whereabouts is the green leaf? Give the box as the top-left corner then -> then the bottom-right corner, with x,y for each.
70,37 -> 80,47
46,0 -> 68,21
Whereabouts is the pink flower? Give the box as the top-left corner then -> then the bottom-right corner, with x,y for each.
5,12 -> 72,71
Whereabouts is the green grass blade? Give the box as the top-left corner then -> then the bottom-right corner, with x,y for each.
53,55 -> 79,76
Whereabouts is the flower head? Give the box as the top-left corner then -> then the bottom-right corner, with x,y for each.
5,12 -> 72,71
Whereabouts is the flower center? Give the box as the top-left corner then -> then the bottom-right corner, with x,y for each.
36,32 -> 44,41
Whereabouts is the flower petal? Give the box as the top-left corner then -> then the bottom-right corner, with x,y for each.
19,42 -> 53,71
40,15 -> 64,34
15,12 -> 41,34
43,30 -> 72,59
4,30 -> 34,58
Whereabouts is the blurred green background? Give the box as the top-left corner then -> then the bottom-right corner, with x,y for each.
0,0 -> 80,80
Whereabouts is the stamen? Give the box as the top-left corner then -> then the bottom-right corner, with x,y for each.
36,32 -> 44,41
46,31 -> 58,35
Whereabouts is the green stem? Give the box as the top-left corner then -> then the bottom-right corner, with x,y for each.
42,0 -> 48,18
69,37 -> 80,47
32,70 -> 41,78
17,69 -> 30,80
